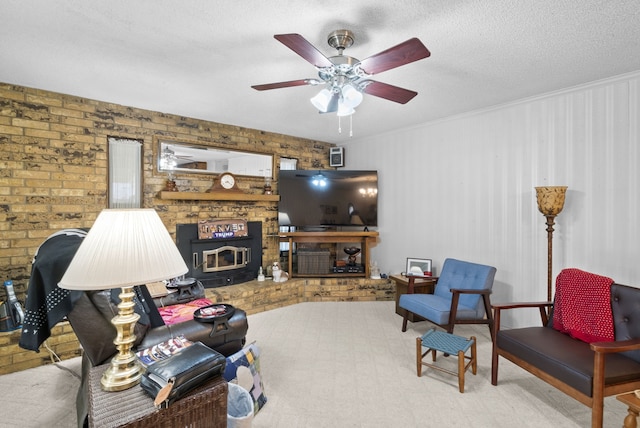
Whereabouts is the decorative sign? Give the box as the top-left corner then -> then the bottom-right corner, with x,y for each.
198,219 -> 248,239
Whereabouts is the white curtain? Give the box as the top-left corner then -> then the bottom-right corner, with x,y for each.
108,137 -> 142,208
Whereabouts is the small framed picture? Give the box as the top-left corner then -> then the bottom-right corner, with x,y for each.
406,258 -> 432,276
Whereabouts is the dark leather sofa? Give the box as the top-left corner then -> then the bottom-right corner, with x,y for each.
491,282 -> 640,428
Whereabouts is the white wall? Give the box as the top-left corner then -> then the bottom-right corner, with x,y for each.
344,70 -> 640,327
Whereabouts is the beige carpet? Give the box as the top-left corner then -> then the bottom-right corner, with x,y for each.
246,301 -> 627,428
0,301 -> 629,427
0,354 -> 81,427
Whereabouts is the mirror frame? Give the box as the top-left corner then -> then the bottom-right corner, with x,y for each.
156,137 -> 275,179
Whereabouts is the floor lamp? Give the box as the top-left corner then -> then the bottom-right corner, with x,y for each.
59,209 -> 188,391
535,186 -> 568,303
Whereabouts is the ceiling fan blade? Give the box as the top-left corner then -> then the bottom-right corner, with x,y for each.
361,80 -> 418,104
357,38 -> 430,75
274,34 -> 334,68
251,79 -> 317,91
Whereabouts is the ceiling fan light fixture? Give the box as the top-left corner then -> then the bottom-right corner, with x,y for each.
253,30 -> 430,127
337,103 -> 355,117
312,84 -> 362,116
326,91 -> 340,113
341,84 -> 363,109
310,88 -> 333,112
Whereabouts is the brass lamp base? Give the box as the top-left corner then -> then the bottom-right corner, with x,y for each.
101,356 -> 143,392
101,286 -> 144,392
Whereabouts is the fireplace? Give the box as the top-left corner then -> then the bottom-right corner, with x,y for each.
176,221 -> 262,288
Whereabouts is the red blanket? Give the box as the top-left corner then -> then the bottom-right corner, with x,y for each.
552,268 -> 614,343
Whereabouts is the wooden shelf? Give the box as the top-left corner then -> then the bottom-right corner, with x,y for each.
279,231 -> 378,242
158,191 -> 280,202
279,231 -> 379,278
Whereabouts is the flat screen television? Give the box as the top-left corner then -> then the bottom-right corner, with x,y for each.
278,170 -> 378,230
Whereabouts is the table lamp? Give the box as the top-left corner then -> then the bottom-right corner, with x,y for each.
58,209 -> 188,391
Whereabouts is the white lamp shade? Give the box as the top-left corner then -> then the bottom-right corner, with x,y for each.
58,209 -> 188,290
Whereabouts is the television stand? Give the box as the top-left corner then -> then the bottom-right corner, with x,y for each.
278,231 -> 379,278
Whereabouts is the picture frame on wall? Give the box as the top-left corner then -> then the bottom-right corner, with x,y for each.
405,258 -> 432,277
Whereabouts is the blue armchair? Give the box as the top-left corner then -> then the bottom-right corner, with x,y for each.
399,258 -> 497,340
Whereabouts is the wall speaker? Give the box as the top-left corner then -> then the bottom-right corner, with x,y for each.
329,147 -> 344,167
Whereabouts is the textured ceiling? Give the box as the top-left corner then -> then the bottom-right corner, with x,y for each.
1,1 -> 639,143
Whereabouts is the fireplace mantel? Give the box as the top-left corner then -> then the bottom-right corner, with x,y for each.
158,191 -> 280,202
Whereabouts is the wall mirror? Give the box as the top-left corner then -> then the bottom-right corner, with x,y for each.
157,139 -> 274,179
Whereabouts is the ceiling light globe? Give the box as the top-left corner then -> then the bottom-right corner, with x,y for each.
310,89 -> 333,112
337,103 -> 355,117
341,84 -> 363,108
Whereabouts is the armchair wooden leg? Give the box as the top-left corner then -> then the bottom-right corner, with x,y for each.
491,307 -> 500,385
402,313 -> 409,332
416,337 -> 422,376
482,294 -> 495,342
491,344 -> 499,385
592,352 -> 605,428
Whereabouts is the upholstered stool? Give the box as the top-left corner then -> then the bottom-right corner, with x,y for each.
416,328 -> 477,393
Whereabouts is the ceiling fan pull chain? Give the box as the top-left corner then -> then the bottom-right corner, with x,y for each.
350,114 -> 353,137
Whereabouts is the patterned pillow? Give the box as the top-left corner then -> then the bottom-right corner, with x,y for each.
223,343 -> 267,414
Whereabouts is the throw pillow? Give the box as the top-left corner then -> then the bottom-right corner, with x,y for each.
223,342 -> 267,414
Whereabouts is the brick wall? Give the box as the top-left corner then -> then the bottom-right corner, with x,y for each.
0,82 -> 334,299
0,81 -> 338,374
0,321 -> 81,375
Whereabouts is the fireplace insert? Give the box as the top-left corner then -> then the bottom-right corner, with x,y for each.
176,222 -> 262,288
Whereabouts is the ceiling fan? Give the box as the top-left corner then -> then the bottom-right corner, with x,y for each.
251,30 -> 431,116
